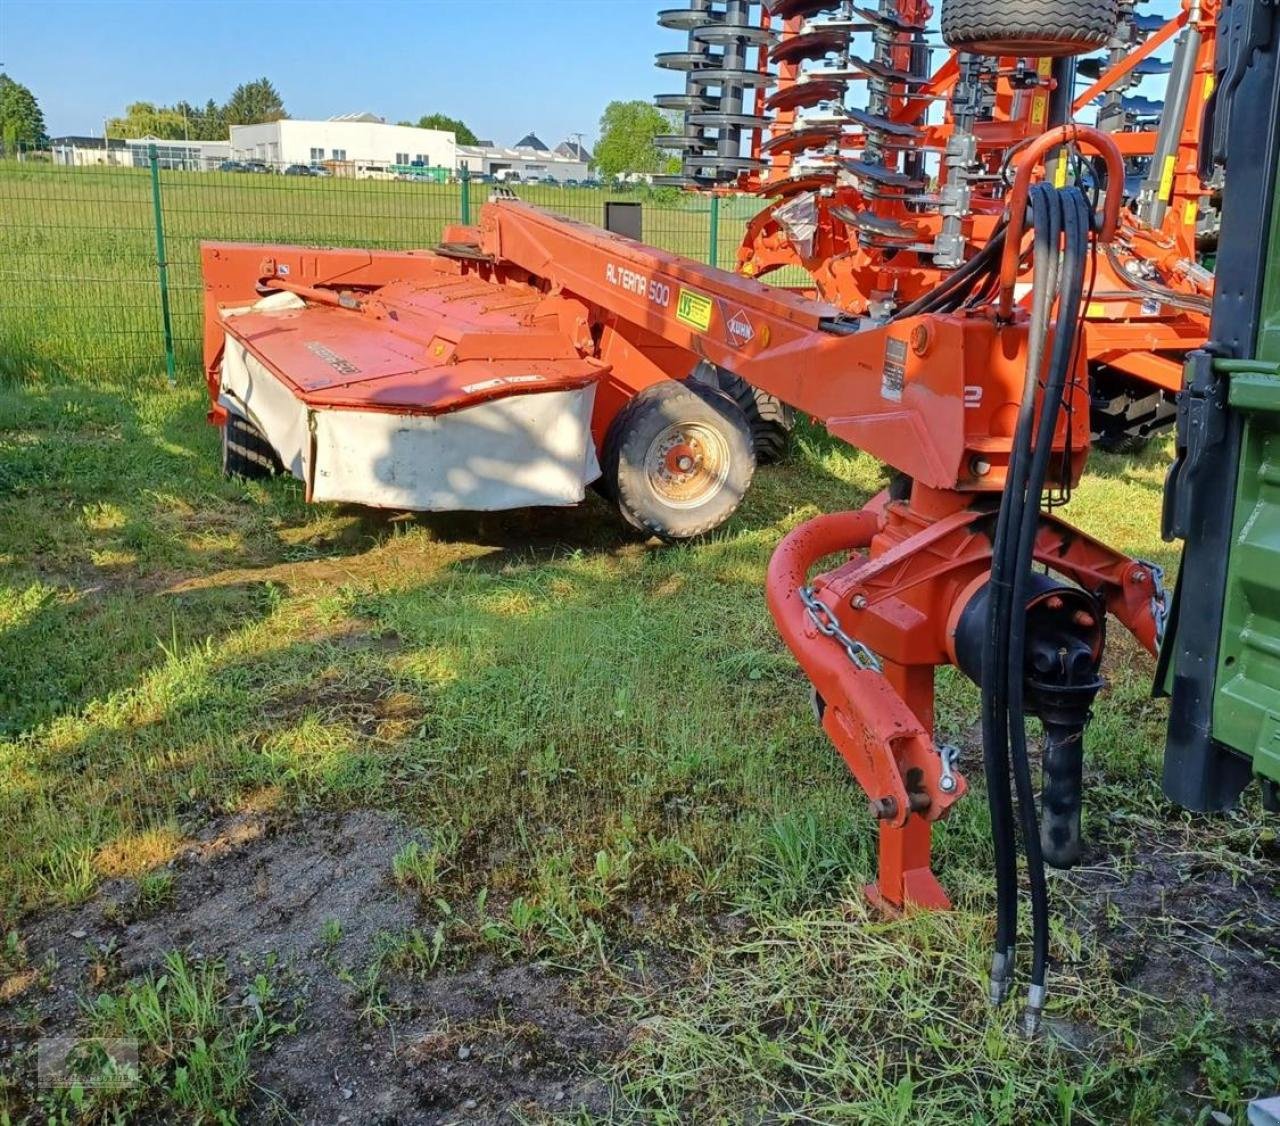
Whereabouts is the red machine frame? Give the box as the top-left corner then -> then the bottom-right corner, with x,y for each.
202,125 -> 1163,910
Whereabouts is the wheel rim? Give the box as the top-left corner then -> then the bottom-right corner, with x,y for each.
643,421 -> 731,509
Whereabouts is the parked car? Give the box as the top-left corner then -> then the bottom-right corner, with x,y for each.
581,178 -> 603,189
243,161 -> 271,174
283,164 -> 313,177
309,164 -> 332,177
564,178 -> 580,188
218,160 -> 247,173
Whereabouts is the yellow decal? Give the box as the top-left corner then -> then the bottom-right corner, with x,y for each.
1086,302 -> 1106,318
676,288 -> 713,332
1158,154 -> 1177,202
1204,73 -> 1215,100
1184,200 -> 1198,228
1036,57 -> 1053,77
1053,159 -> 1068,188
1030,94 -> 1047,126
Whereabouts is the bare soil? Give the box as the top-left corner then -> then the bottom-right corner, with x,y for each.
0,811 -> 621,1123
1066,812 -> 1280,1027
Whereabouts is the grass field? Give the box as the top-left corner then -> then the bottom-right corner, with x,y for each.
0,162 -> 1277,1122
0,161 -> 763,383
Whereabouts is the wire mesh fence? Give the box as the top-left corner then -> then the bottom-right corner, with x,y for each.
0,153 -> 788,385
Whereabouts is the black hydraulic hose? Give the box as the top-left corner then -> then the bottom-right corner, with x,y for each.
980,190 -> 1058,1003
1007,187 -> 1092,1035
891,221 -> 1008,321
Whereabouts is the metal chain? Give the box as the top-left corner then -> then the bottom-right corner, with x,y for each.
937,743 -> 960,793
798,586 -> 883,673
1137,559 -> 1171,647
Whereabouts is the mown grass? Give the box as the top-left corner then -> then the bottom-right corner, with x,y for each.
0,161 -> 764,384
1,371 -> 1276,1121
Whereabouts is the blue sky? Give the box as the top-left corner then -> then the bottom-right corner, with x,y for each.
2,0 -> 673,146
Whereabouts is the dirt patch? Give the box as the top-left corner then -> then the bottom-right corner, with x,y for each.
0,810 -> 622,1123
262,665 -> 422,738
1064,814 -> 1280,1026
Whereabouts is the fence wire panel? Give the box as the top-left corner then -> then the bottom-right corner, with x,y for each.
158,166 -> 464,370
0,162 -> 164,378
0,157 -> 804,384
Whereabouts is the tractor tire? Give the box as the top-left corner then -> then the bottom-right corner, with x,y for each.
941,0 -> 1118,57
601,379 -> 755,541
222,413 -> 283,480
714,369 -> 795,464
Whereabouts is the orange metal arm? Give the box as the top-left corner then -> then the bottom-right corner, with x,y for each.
1072,10 -> 1188,113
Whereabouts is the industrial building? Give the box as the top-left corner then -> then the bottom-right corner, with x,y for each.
51,136 -> 230,170
229,113 -> 456,175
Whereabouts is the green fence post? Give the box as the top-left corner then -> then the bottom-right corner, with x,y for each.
460,165 -> 472,225
708,194 -> 720,268
148,144 -> 177,387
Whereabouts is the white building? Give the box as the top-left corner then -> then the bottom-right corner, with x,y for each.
230,113 -> 456,175
53,135 -> 231,170
456,135 -> 591,183
50,136 -> 128,167
126,137 -> 230,171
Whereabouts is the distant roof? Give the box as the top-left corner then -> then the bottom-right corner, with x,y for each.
555,140 -> 592,161
328,112 -> 385,123
514,132 -> 548,151
50,135 -> 125,149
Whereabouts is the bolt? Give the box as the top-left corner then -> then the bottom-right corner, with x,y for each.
869,796 -> 898,820
971,457 -> 992,477
1045,595 -> 1064,611
1072,610 -> 1096,628
939,775 -> 956,793
852,595 -> 868,610
1130,569 -> 1147,583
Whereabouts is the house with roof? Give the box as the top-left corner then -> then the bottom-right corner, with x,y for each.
456,133 -> 592,182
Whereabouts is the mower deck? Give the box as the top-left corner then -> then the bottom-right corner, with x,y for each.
213,260 -> 608,511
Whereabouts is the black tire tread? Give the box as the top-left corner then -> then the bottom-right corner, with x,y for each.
1089,367 -> 1177,454
941,0 -> 1118,55
602,380 -> 755,541
715,370 -> 794,464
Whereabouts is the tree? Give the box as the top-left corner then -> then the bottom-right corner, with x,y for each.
593,100 -> 673,180
223,78 -> 287,127
173,99 -> 227,141
106,101 -> 187,140
415,113 -> 478,145
0,75 -> 47,152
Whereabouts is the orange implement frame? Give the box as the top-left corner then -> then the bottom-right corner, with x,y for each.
202,131 -> 1161,906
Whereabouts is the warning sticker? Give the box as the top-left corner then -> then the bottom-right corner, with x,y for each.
676,288 -> 713,333
1158,154 -> 1177,202
881,337 -> 907,402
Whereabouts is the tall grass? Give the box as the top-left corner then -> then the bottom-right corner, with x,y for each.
0,161 -> 752,385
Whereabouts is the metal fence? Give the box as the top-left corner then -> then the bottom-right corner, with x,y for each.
0,149 -> 774,385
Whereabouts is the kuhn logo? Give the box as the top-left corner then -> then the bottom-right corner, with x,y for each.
727,309 -> 755,347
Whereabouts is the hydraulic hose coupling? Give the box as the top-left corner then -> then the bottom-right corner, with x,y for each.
997,124 -> 1125,320
1024,983 -> 1048,1038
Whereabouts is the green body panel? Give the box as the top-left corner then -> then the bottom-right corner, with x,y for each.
1210,171 -> 1280,783
1215,364 -> 1280,782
